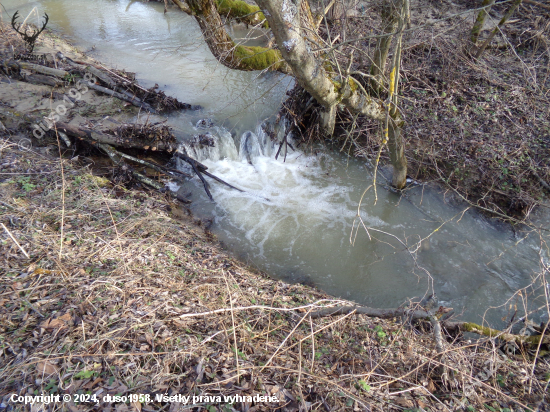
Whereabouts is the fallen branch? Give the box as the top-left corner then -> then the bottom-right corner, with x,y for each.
443,321 -> 550,346
309,305 -> 433,320
18,60 -> 68,78
85,81 -> 157,113
1,222 -> 30,258
96,142 -> 191,203
189,159 -> 213,201
310,304 -> 550,347
57,122 -> 177,152
24,73 -> 63,87
174,151 -> 245,194
99,143 -> 192,179
0,59 -> 67,78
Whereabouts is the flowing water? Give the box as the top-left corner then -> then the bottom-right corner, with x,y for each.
3,0 -> 549,326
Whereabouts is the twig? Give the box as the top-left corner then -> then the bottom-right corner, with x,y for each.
23,298 -> 44,318
1,222 -> 30,258
523,0 -> 550,10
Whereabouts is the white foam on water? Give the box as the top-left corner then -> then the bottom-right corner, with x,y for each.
194,126 -> 387,260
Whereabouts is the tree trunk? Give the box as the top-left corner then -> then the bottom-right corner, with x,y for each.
173,0 -> 291,73
471,0 -> 495,44
387,115 -> 407,188
370,0 -> 400,94
172,0 -> 407,185
319,105 -> 337,137
475,0 -> 523,59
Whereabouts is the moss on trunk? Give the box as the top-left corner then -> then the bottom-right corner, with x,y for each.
233,45 -> 286,71
216,0 -> 268,28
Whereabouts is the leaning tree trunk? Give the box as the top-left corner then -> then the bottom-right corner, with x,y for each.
173,0 -> 291,73
172,0 -> 408,188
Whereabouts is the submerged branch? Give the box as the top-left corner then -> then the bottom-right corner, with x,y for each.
174,151 -> 245,196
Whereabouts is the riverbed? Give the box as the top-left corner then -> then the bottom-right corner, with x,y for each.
3,0 -> 548,326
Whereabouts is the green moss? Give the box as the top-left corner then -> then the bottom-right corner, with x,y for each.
461,322 -> 548,346
348,77 -> 358,93
330,79 -> 342,94
216,0 -> 268,28
234,45 -> 283,71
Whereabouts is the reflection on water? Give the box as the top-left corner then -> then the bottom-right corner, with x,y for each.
3,0 -> 548,327
1,0 -> 292,136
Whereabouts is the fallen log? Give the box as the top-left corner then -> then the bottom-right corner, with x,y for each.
24,73 -> 63,87
56,122 -> 178,152
18,61 -> 68,78
1,58 -> 156,112
0,59 -> 68,78
83,65 -> 118,89
64,60 -> 146,105
310,304 -> 550,347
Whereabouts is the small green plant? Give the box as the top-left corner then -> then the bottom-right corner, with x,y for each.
64,73 -> 76,82
358,379 -> 371,392
374,324 -> 386,339
74,369 -> 96,379
17,176 -> 36,192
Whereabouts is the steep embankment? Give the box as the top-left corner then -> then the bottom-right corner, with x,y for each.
2,135 -> 550,412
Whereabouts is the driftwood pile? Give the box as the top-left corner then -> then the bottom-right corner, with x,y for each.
55,122 -> 244,203
114,122 -> 176,149
0,52 -> 196,113
0,50 -> 242,203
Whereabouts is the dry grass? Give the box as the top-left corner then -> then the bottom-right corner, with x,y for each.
1,138 -> 549,412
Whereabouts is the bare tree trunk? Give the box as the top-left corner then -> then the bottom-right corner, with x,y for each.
370,0 -> 400,94
388,115 -> 407,188
383,0 -> 408,189
471,0 -> 496,44
475,0 -> 523,59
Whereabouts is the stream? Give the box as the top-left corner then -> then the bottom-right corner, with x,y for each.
3,0 -> 549,327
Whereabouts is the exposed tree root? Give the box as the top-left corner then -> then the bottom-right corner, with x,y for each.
310,304 -> 550,348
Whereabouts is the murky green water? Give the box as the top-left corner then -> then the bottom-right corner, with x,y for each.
4,0 -> 548,326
